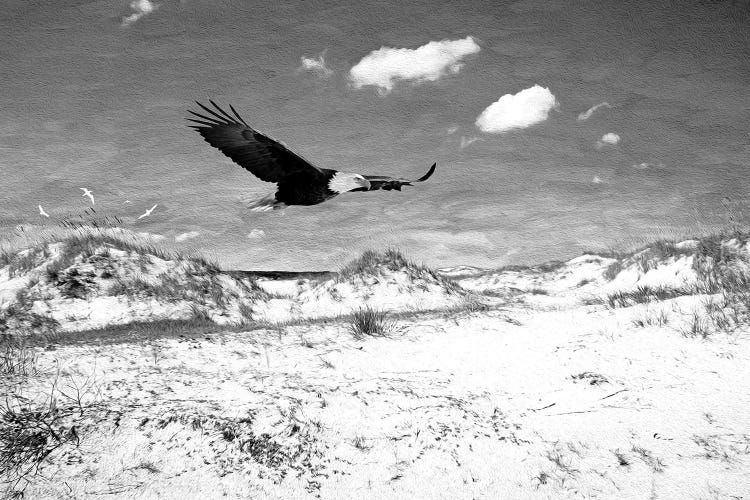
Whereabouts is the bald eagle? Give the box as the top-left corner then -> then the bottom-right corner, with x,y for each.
187,101 -> 436,211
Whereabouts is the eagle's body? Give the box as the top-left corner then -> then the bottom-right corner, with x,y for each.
187,101 -> 436,210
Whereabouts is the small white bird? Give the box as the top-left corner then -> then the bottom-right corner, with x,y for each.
81,188 -> 95,205
137,204 -> 158,220
38,205 -> 49,217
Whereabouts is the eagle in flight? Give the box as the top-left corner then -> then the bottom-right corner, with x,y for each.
187,101 -> 436,211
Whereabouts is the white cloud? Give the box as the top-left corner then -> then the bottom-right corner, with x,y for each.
475,85 -> 559,133
247,229 -> 265,239
349,36 -> 480,94
459,136 -> 481,149
136,231 -> 166,241
175,230 -> 200,242
577,102 -> 611,121
299,51 -> 333,78
596,132 -> 621,148
122,0 -> 158,27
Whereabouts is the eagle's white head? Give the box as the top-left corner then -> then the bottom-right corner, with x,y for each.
329,172 -> 371,193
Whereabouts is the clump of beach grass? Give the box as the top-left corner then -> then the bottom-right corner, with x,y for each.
348,306 -> 397,339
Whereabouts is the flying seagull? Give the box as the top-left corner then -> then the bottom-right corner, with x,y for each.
137,204 -> 158,220
187,100 -> 436,210
80,188 -> 95,205
38,205 -> 49,217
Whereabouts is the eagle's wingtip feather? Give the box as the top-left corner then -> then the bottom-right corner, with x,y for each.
416,163 -> 436,182
210,100 -> 238,122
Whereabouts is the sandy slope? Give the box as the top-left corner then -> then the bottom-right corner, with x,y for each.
4,297 -> 750,500
3,233 -> 750,499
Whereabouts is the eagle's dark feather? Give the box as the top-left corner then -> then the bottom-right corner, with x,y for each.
187,101 -> 436,208
188,100 -> 328,184
357,163 -> 437,192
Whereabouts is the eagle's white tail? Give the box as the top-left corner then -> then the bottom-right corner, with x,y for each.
242,193 -> 286,212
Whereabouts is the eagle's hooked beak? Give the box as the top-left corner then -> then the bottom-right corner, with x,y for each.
356,176 -> 371,190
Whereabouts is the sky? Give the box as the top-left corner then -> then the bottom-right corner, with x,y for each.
1,0 -> 749,271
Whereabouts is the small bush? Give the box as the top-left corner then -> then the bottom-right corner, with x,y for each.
348,307 -> 395,338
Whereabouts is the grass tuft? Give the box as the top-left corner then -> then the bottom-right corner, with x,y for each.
631,309 -> 670,328
606,285 -> 694,308
348,306 -> 396,339
681,311 -> 711,339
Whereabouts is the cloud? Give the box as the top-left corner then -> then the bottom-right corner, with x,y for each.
136,231 -> 165,241
459,136 -> 481,149
175,230 -> 200,242
475,85 -> 559,133
247,229 -> 265,239
348,36 -> 480,94
122,0 -> 158,27
596,132 -> 621,148
299,51 -> 333,78
577,102 -> 611,121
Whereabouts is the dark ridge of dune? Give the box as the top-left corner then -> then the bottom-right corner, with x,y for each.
227,270 -> 336,281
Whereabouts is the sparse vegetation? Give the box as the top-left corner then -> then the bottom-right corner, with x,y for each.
458,294 -> 491,313
0,306 -> 59,337
588,230 -> 750,334
606,285 -> 694,308
339,248 -> 411,278
7,247 -> 49,278
681,311 -> 711,339
348,306 -> 396,338
604,260 -> 622,281
631,308 -> 670,328
631,445 -> 666,472
0,336 -> 37,377
613,449 -> 630,467
352,435 -> 371,451
570,372 -> 608,385
338,248 -> 463,294
37,318 -> 226,346
0,379 -> 99,498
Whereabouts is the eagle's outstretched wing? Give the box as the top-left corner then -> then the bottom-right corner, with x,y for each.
358,163 -> 436,191
187,101 -> 326,183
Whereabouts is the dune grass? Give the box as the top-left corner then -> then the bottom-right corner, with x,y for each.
338,248 -> 463,293
348,306 -> 397,339
605,285 -> 696,308
595,228 -> 750,334
1,225 -> 221,276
